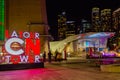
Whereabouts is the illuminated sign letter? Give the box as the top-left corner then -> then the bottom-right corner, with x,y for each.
5,55 -> 11,63
23,32 -> 30,38
35,32 -> 40,39
25,38 -> 40,55
35,55 -> 40,63
11,30 -> 18,37
5,38 -> 24,55
20,56 -> 29,63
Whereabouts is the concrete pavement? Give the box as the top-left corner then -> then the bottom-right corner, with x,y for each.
0,57 -> 120,80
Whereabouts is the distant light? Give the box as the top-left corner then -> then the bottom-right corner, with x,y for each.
62,12 -> 66,15
64,43 -> 67,45
66,21 -> 75,23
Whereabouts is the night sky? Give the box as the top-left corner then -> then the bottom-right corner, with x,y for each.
46,0 -> 120,40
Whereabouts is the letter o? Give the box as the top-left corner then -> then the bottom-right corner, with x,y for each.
23,32 -> 30,38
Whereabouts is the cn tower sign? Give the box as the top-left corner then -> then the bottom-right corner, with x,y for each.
3,30 -> 41,64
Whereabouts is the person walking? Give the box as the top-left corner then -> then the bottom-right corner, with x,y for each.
55,50 -> 59,61
43,51 -> 46,62
48,50 -> 52,63
57,53 -> 62,62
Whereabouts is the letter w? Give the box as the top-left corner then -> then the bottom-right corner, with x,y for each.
20,56 -> 28,63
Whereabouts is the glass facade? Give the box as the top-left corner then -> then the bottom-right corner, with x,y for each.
0,0 -> 4,40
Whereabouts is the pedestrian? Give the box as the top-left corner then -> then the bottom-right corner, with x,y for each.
48,50 -> 52,63
55,50 -> 59,61
57,53 -> 62,62
43,51 -> 46,62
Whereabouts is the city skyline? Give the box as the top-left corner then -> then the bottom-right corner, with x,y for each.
46,0 -> 120,26
46,0 -> 120,40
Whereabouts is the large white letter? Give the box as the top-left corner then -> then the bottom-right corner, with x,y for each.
20,56 -> 28,63
5,38 -> 24,55
35,55 -> 40,63
35,32 -> 40,39
23,32 -> 30,38
11,30 -> 18,37
5,56 -> 11,63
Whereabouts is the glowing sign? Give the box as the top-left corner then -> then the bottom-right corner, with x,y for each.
5,38 -> 24,55
3,30 -> 41,64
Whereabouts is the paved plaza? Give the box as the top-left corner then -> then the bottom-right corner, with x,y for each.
0,61 -> 120,80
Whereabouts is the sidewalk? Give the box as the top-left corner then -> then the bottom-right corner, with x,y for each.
49,56 -> 87,64
0,57 -> 120,80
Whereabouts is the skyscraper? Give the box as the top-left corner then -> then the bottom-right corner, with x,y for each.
101,9 -> 112,32
80,19 -> 91,33
58,12 -> 76,40
112,8 -> 120,45
92,7 -> 112,32
65,21 -> 75,37
92,7 -> 100,32
113,8 -> 120,33
58,12 -> 67,40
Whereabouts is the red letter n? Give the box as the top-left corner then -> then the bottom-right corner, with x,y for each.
25,39 -> 40,55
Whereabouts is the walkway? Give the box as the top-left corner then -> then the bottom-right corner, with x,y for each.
0,57 -> 120,80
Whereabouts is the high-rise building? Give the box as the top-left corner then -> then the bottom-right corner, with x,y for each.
112,8 -> 120,45
58,12 -> 76,40
80,19 -> 91,33
101,9 -> 112,31
92,7 -> 100,32
92,7 -> 112,32
112,8 -> 120,33
0,0 -> 50,53
58,12 -> 67,40
65,21 -> 75,37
